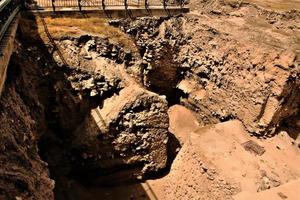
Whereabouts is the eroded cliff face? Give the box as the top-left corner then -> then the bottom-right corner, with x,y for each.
110,2 -> 300,137
0,42 -> 55,200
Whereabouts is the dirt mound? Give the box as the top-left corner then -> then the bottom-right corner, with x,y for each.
147,120 -> 300,199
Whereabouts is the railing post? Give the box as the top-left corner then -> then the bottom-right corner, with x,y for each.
124,0 -> 128,17
51,0 -> 55,11
145,0 -> 148,10
102,0 -> 105,10
78,0 -> 82,11
163,0 -> 167,10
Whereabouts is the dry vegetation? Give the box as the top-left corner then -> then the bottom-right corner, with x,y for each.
20,16 -> 138,53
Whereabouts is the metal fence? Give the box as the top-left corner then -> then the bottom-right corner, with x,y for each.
32,0 -> 184,9
0,0 -> 20,42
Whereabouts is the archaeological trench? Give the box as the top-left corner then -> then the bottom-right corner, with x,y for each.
0,0 -> 300,200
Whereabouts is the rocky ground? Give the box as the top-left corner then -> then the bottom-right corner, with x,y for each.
0,0 -> 299,199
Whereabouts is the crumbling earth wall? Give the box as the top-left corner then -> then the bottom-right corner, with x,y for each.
112,5 -> 300,137
0,43 -> 55,200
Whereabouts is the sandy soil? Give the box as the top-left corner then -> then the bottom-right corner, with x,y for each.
168,105 -> 199,145
147,120 -> 300,199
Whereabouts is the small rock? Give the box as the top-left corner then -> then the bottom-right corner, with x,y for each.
242,140 -> 265,156
163,138 -> 168,144
90,90 -> 98,97
211,10 -> 222,15
83,55 -> 92,60
277,192 -> 288,199
146,54 -> 153,59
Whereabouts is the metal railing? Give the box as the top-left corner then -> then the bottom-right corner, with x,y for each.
0,0 -> 21,42
32,0 -> 185,10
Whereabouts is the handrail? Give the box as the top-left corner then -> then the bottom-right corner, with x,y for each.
0,0 -> 12,13
0,7 -> 20,41
0,0 -> 21,46
32,0 -> 186,10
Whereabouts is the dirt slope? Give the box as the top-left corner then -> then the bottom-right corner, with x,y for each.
0,43 -> 54,199
147,120 -> 300,200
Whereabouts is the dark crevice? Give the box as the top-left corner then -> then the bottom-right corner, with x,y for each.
143,47 -> 185,106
